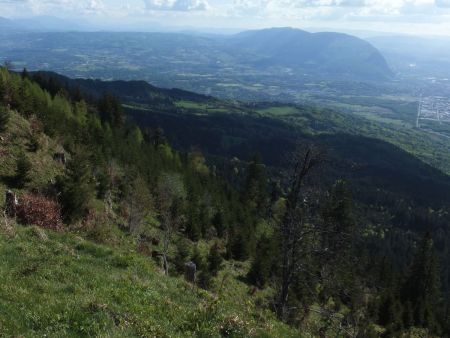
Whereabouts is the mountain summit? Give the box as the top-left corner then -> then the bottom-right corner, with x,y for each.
231,27 -> 393,80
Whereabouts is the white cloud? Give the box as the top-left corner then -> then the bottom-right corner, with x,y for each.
436,0 -> 450,7
0,0 -> 107,15
143,0 -> 209,11
221,0 -> 450,21
2,0 -> 450,35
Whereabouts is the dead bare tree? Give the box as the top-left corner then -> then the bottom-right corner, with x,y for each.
157,173 -> 186,276
274,144 -> 362,333
276,144 -> 326,320
126,176 -> 153,235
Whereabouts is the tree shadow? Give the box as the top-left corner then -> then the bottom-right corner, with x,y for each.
0,174 -> 20,189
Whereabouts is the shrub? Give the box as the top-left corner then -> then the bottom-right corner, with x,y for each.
16,193 -> 62,230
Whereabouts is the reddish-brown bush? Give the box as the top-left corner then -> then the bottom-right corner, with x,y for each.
16,194 -> 62,230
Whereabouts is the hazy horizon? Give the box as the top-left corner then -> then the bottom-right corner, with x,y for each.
2,0 -> 450,37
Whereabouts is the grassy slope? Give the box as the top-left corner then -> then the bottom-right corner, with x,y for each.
0,225 -> 298,338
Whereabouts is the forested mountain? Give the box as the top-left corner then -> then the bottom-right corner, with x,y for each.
0,17 -> 15,29
0,16 -> 84,32
230,28 -> 393,80
1,67 -> 450,336
30,71 -> 215,105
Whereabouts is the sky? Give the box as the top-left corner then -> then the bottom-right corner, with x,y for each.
2,0 -> 450,35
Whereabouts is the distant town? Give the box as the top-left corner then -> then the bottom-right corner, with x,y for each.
417,95 -> 450,127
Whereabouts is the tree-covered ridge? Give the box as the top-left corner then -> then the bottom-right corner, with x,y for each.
1,67 -> 449,336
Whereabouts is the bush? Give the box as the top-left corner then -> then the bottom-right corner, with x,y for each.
16,193 -> 62,230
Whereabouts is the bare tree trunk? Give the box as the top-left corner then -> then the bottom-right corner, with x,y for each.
276,145 -> 324,320
162,218 -> 170,276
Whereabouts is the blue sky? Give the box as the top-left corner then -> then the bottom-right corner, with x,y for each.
2,0 -> 450,35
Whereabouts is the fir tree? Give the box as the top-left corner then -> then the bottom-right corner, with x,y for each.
15,152 -> 32,188
378,291 -> 404,334
198,269 -> 213,290
174,239 -> 191,275
207,242 -> 223,276
227,229 -> 251,261
191,246 -> 205,271
243,154 -> 267,212
58,151 -> 94,222
402,232 -> 442,333
98,93 -> 124,128
212,211 -> 226,238
186,209 -> 201,241
21,68 -> 29,79
0,105 -> 10,133
247,235 -> 274,288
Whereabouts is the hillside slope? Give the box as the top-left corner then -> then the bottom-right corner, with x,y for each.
31,71 -> 215,105
0,225 -> 297,337
0,71 -> 302,337
230,28 -> 393,80
2,68 -> 449,336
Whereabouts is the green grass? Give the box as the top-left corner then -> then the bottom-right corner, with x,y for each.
256,103 -> 450,175
175,101 -> 207,110
174,101 -> 229,114
255,106 -> 300,116
0,225 -> 300,337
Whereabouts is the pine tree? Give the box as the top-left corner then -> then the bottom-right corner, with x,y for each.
207,242 -> 223,276
58,151 -> 94,222
247,235 -> 274,288
174,239 -> 190,275
402,232 -> 442,333
191,245 -> 213,289
0,105 -> 9,133
98,93 -> 124,128
198,269 -> 213,290
378,290 -> 404,334
191,246 -> 205,271
227,229 -> 251,261
15,152 -> 32,188
243,154 -> 267,212
21,68 -> 29,79
322,180 -> 355,254
212,211 -> 226,238
186,209 -> 201,241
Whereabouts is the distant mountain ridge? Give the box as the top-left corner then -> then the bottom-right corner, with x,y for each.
0,16 -> 86,32
230,27 -> 393,80
30,71 -> 215,104
0,17 -> 14,29
0,26 -> 392,87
